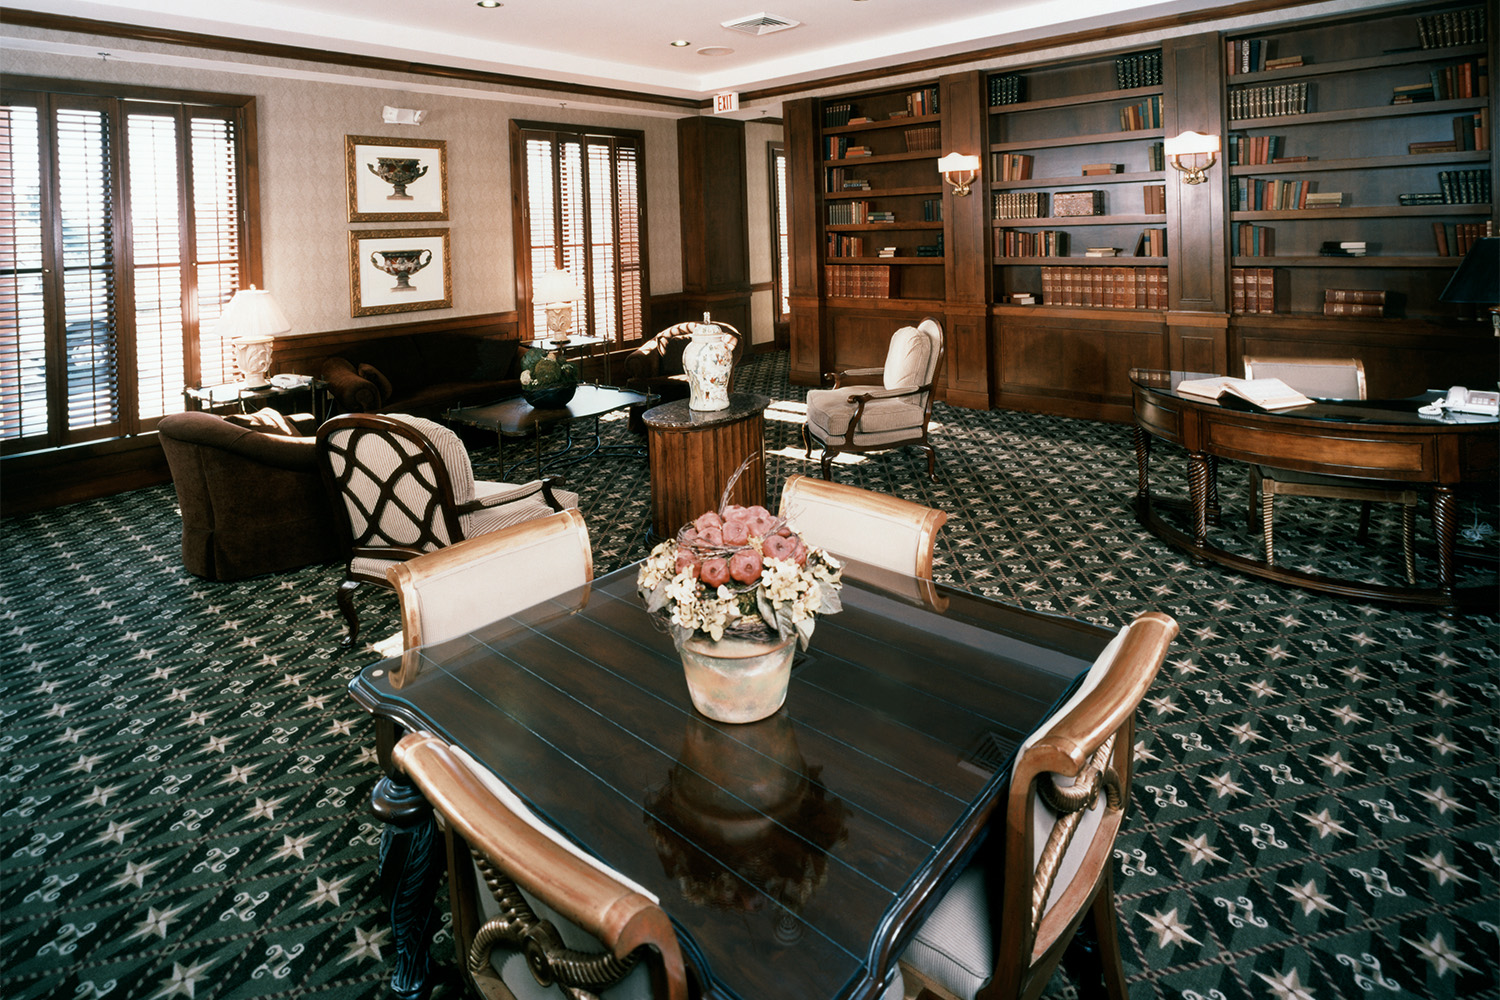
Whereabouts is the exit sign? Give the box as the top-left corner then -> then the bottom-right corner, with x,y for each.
713,92 -> 739,114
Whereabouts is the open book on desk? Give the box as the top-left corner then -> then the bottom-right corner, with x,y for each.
1175,376 -> 1314,411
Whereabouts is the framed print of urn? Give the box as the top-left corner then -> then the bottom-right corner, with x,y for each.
349,228 -> 452,316
346,135 -> 448,222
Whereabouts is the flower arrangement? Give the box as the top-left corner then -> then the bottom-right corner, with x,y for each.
519,347 -> 579,393
637,504 -> 843,649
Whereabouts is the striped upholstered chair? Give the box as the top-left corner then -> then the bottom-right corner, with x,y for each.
316,412 -> 579,647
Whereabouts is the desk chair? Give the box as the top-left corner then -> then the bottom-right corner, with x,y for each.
779,474 -> 948,579
1241,357 -> 1417,583
804,317 -> 944,480
392,732 -> 688,1000
897,611 -> 1179,1000
317,413 -> 579,647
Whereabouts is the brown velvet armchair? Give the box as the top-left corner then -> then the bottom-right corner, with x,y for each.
157,409 -> 343,581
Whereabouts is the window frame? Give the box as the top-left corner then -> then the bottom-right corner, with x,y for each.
510,119 -> 650,347
767,141 -> 791,328
0,74 -> 259,455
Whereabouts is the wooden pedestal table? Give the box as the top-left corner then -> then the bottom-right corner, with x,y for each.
643,393 -> 770,539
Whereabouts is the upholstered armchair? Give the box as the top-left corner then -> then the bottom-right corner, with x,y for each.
316,412 -> 580,647
804,317 -> 944,480
157,409 -> 342,581
623,320 -> 743,431
779,474 -> 948,579
898,611 -> 1179,1000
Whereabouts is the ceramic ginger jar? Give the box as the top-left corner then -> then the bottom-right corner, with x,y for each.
682,313 -> 732,411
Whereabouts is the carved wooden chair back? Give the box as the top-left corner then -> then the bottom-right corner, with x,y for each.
393,732 -> 689,1000
778,474 -> 948,579
1242,356 -> 1366,399
899,611 -> 1179,1000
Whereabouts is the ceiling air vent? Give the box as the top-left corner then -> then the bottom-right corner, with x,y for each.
721,12 -> 801,35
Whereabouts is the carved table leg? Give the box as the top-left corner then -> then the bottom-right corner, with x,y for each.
1433,486 -> 1457,604
1132,425 -> 1151,502
372,774 -> 444,1000
1187,451 -> 1211,551
1206,456 -> 1221,526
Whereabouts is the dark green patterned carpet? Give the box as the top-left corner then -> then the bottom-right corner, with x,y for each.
2,351 -> 1495,1000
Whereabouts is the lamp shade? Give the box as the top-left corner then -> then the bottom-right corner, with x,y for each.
936,153 -> 980,175
533,270 -> 579,306
1439,237 -> 1499,303
1164,130 -> 1220,156
216,286 -> 292,340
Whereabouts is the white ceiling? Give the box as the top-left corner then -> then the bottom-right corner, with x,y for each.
7,0 -> 1216,104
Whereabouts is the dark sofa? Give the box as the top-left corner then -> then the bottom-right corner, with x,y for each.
157,409 -> 343,581
319,332 -> 522,417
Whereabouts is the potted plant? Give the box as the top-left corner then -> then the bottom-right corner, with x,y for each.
519,346 -> 578,408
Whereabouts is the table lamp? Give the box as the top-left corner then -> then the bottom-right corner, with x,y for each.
533,270 -> 580,342
1439,237 -> 1499,336
217,286 -> 291,386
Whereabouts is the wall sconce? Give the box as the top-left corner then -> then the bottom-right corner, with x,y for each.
937,153 -> 981,197
382,106 -> 427,125
216,286 -> 291,387
533,270 -> 580,342
1164,130 -> 1220,185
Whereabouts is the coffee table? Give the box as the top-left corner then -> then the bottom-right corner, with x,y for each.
445,384 -> 648,479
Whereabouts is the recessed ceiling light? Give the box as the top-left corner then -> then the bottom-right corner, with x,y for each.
697,46 -> 734,57
475,1 -> 502,7
670,39 -> 690,47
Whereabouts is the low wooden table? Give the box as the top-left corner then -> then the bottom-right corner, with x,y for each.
445,384 -> 648,479
642,392 -> 770,538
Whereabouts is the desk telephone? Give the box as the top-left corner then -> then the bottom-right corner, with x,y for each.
1418,386 -> 1500,417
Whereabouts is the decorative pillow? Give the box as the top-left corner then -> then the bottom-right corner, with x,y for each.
224,407 -> 299,436
358,363 -> 393,407
882,326 -> 933,391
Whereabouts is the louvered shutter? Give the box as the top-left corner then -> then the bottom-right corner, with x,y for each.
0,98 -> 48,444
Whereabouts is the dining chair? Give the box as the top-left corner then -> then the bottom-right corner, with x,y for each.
778,473 -> 948,579
803,317 -> 944,480
316,412 -> 579,647
391,731 -> 689,1000
1241,356 -> 1417,583
897,610 -> 1179,1000
387,507 -> 592,650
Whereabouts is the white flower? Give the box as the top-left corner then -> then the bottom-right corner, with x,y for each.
520,370 -> 533,385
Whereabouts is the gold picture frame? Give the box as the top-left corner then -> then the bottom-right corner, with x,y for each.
349,228 -> 452,317
346,135 -> 449,222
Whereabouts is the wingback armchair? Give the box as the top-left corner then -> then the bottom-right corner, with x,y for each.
803,317 -> 944,480
158,409 -> 342,581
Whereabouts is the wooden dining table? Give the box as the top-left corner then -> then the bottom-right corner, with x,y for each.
349,559 -> 1115,1000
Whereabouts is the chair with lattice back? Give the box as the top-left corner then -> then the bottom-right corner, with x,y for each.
316,412 -> 579,647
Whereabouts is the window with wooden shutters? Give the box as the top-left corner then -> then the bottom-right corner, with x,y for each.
516,123 -> 647,345
0,80 -> 255,454
769,143 -> 791,319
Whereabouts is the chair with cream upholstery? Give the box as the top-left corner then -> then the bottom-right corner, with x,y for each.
316,412 -> 580,647
804,317 -> 944,480
391,731 -> 688,1000
386,508 -> 592,652
897,611 -> 1179,1000
779,473 -> 948,579
1241,356 -> 1417,584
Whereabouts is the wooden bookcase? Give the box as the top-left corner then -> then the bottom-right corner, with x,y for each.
785,2 -> 1496,415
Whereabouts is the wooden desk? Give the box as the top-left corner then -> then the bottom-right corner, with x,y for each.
642,393 -> 770,539
1131,369 -> 1498,609
349,560 -> 1112,1000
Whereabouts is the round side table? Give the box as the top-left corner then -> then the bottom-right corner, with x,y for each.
642,393 -> 770,539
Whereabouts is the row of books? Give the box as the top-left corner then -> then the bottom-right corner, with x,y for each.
1120,95 -> 1162,131
1225,39 -> 1303,75
825,169 -> 870,192
1040,266 -> 1168,309
826,201 -> 894,224
1322,287 -> 1392,317
1136,228 -> 1166,257
1437,168 -> 1491,204
826,235 -> 867,257
921,199 -> 942,222
823,103 -> 855,127
1409,112 -> 1490,153
994,229 -> 1069,257
824,264 -> 897,298
993,191 -> 1049,219
1232,178 -> 1342,211
1142,183 -> 1167,215
904,126 -> 940,152
1433,221 -> 1493,257
995,153 -> 1033,181
1115,51 -> 1162,89
1235,223 -> 1275,256
1319,241 -> 1365,257
1146,141 -> 1165,171
904,87 -> 939,117
989,73 -> 1025,107
1231,268 -> 1276,314
915,234 -> 944,257
1225,134 -> 1283,165
1229,82 -> 1309,120
1415,6 -> 1486,49
1389,58 -> 1490,103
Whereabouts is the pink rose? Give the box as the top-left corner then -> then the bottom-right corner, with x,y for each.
699,558 -> 730,587
722,519 -> 750,546
763,534 -> 796,561
747,510 -> 779,538
722,504 -> 747,522
698,525 -> 723,547
675,549 -> 699,578
728,549 -> 763,584
694,511 -> 723,532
